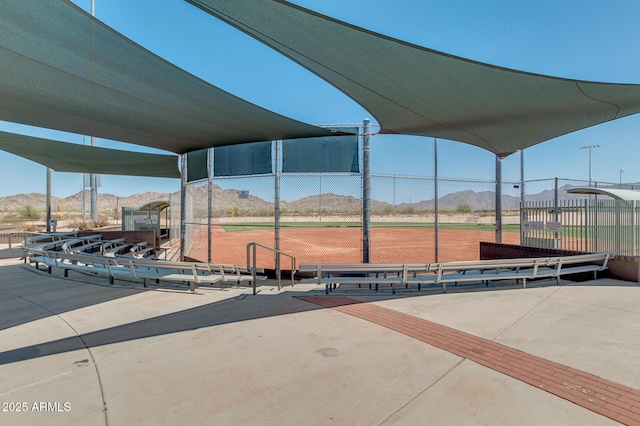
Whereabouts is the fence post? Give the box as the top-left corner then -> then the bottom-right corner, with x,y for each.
362,119 -> 371,263
495,156 -> 502,244
615,199 -> 621,255
274,140 -> 281,277
180,155 -> 187,261
594,195 -> 599,253
207,148 -> 212,264
633,201 -> 636,256
634,201 -> 637,256
520,150 -> 525,203
585,200 -> 589,252
520,200 -> 524,246
519,150 -> 525,246
46,167 -> 52,233
434,138 -> 439,262
554,177 -> 559,245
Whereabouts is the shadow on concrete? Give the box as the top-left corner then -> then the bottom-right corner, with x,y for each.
1,262 -> 637,367
0,247 -> 24,259
0,290 -> 318,365
0,264 -> 150,331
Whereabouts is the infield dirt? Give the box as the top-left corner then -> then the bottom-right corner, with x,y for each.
187,226 -> 521,267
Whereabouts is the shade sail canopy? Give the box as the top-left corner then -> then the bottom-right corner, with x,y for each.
0,1 -> 335,155
0,131 -> 180,178
187,0 -> 640,157
567,187 -> 640,202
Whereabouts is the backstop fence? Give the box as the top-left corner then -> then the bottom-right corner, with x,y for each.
182,172 -> 521,268
178,129 -> 631,270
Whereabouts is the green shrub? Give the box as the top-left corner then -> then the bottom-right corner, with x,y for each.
455,203 -> 473,214
16,204 -> 41,220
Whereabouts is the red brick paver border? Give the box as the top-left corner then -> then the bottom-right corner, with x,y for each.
298,296 -> 640,426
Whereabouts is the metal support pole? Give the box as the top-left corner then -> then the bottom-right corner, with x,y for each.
520,150 -> 525,245
207,148 -> 212,264
90,0 -> 97,221
585,200 -> 590,253
520,150 -> 525,204
362,119 -> 371,263
554,177 -> 559,220
319,176 -> 322,222
82,171 -> 86,222
615,199 -> 621,254
274,140 -> 281,278
591,195 -> 600,253
495,156 -> 503,244
179,155 -> 187,261
434,138 -> 439,262
589,148 -> 591,187
46,167 -> 52,233
554,177 -> 560,244
580,144 -> 600,187
90,173 -> 98,221
633,201 -> 637,256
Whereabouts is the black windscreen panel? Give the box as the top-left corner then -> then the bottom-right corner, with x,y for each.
186,148 -> 209,182
213,141 -> 272,176
282,128 -> 359,173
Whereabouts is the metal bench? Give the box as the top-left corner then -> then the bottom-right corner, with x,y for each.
298,262 -> 431,293
24,247 -> 267,292
298,253 -> 613,294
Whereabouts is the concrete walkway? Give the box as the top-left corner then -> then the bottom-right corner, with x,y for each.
300,296 -> 640,424
1,253 -> 639,425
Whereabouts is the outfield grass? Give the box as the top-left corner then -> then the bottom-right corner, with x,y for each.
218,222 -> 521,233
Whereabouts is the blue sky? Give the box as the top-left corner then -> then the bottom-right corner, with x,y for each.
1,0 -> 639,200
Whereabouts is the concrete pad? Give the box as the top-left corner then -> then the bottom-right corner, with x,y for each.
2,262 -> 639,424
0,293 -> 54,330
0,357 -> 106,426
370,279 -> 640,391
0,244 -> 24,265
495,281 -> 640,389
57,287 -> 245,335
385,360 -> 619,425
96,300 -> 462,425
0,311 -> 105,425
368,284 -> 562,339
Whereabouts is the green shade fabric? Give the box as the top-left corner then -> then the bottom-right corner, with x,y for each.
213,142 -> 272,176
186,149 -> 209,182
0,0 -> 335,155
188,0 -> 640,157
282,129 -> 360,173
0,131 -> 180,178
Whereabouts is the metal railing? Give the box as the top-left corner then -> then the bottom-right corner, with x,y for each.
9,231 -> 79,249
8,232 -> 26,248
521,199 -> 640,256
246,241 -> 296,295
11,231 -> 172,260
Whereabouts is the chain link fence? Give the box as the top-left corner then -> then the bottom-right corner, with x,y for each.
177,137 -> 636,269
183,173 -> 529,267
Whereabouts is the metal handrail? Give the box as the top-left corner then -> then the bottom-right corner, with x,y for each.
8,232 -> 25,249
11,231 -> 171,260
9,231 -> 79,249
246,242 -> 296,295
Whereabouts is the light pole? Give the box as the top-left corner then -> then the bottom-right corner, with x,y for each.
620,168 -> 624,189
579,145 -> 600,187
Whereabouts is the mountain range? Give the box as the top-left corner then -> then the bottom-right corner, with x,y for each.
0,183 -> 630,215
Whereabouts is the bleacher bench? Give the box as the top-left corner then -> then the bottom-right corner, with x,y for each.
298,253 -> 613,293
